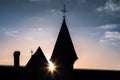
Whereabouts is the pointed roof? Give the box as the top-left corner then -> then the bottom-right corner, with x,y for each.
26,47 -> 48,70
50,18 -> 78,63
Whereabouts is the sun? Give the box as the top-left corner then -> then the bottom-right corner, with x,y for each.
48,61 -> 56,73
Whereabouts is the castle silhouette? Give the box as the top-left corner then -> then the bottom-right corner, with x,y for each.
0,16 -> 120,80
0,15 -> 77,80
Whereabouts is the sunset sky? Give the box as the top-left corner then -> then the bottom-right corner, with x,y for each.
0,0 -> 120,70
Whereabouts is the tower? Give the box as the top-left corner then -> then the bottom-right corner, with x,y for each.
50,5 -> 78,80
14,51 -> 20,68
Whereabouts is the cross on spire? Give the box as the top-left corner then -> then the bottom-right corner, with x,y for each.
61,4 -> 68,18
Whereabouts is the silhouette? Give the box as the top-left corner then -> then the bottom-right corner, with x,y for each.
50,17 -> 78,80
14,51 -> 20,68
26,47 -> 48,71
50,5 -> 77,80
0,6 -> 120,80
25,47 -> 49,80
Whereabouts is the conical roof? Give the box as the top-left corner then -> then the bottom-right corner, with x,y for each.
26,47 -> 48,70
50,18 -> 78,64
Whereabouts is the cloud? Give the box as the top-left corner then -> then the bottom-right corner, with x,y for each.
51,9 -> 56,12
97,0 -> 120,15
5,30 -> 19,37
105,31 -> 120,40
112,42 -> 117,45
31,27 -> 43,31
100,31 -> 120,45
26,36 -> 34,41
98,24 -> 120,45
99,24 -> 118,30
99,39 -> 106,43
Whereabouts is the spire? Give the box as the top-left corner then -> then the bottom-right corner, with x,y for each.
50,16 -> 78,65
26,47 -> 48,70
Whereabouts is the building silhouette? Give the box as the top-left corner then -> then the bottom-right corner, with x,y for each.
25,47 -> 49,80
14,51 -> 20,68
50,17 -> 78,80
0,16 -> 120,80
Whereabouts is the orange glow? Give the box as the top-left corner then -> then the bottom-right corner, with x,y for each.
48,61 -> 56,73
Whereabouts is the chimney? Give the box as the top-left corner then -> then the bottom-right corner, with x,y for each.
13,51 -> 20,68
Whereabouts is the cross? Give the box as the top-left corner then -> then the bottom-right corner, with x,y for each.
61,4 -> 68,18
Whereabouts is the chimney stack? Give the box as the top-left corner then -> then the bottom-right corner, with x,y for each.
13,51 -> 20,68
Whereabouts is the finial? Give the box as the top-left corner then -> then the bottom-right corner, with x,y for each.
61,4 -> 68,18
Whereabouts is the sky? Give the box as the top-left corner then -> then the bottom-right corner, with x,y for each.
0,0 -> 120,70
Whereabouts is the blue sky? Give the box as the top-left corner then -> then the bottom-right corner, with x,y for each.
0,0 -> 120,70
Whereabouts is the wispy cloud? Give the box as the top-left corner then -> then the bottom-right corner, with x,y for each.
105,31 -> 120,40
98,23 -> 120,45
51,9 -> 56,12
26,36 -> 34,41
98,24 -> 118,30
97,0 -> 120,15
31,27 -> 43,31
5,30 -> 19,37
100,31 -> 120,45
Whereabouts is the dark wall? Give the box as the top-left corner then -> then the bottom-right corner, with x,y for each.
1,66 -> 120,80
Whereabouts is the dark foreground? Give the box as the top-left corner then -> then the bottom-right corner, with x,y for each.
0,66 -> 120,80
